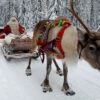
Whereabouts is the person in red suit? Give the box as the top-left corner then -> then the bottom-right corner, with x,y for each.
0,17 -> 26,39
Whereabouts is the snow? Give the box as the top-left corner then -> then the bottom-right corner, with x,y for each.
0,31 -> 100,100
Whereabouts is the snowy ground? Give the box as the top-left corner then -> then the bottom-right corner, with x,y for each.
0,31 -> 100,100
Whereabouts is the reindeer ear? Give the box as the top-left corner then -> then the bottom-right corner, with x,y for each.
77,28 -> 89,42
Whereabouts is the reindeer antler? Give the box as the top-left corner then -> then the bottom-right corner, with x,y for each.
70,0 -> 90,34
69,0 -> 100,39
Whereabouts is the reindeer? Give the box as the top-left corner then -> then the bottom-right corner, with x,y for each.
26,0 -> 100,95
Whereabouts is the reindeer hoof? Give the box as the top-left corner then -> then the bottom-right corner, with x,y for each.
49,88 -> 53,92
43,87 -> 53,93
56,69 -> 63,76
66,91 -> 75,96
26,68 -> 32,76
26,72 -> 32,76
62,88 -> 75,96
41,83 -> 53,93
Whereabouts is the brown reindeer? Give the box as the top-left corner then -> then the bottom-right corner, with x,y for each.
26,0 -> 100,95
25,17 -> 70,76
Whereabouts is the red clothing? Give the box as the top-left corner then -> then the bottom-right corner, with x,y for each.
1,25 -> 11,35
0,24 -> 24,39
0,34 -> 5,39
19,24 -> 24,34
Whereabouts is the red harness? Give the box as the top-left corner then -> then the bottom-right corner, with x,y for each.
56,24 -> 72,59
38,21 -> 72,61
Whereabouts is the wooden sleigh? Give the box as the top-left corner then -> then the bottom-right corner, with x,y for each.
1,37 -> 39,61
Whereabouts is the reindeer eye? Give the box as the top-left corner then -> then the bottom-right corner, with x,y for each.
88,45 -> 96,51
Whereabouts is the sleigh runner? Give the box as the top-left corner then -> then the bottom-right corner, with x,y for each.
1,37 -> 39,61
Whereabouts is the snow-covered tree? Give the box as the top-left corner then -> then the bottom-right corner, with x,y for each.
0,0 -> 99,30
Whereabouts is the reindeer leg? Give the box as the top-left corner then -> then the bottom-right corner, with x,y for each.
41,55 -> 53,93
53,58 -> 63,76
26,57 -> 32,76
62,62 -> 75,96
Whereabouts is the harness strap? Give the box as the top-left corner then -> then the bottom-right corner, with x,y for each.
56,24 -> 72,58
77,40 -> 83,58
39,51 -> 45,63
38,20 -> 72,61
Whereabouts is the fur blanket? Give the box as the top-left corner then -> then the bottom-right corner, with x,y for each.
0,33 -> 30,45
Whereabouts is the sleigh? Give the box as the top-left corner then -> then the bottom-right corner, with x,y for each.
1,37 -> 39,61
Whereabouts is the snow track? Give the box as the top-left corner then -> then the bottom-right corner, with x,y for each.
0,47 -> 100,100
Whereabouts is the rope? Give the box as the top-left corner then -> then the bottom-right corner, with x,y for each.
39,48 -> 64,59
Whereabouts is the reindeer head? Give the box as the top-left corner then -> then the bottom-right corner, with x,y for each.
70,0 -> 100,70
